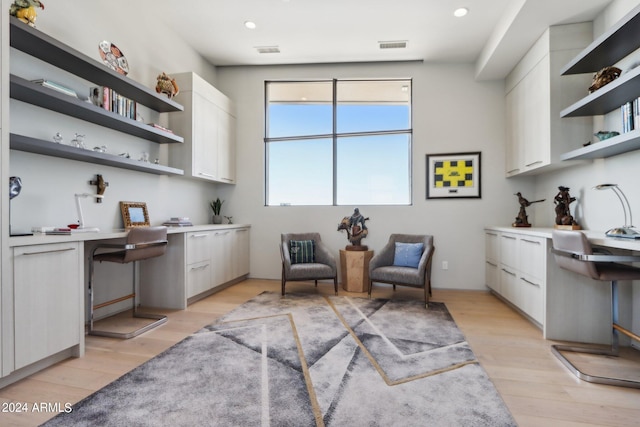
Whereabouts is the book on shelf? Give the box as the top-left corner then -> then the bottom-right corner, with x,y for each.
147,123 -> 174,134
31,79 -> 78,98
622,101 -> 635,133
89,86 -> 137,119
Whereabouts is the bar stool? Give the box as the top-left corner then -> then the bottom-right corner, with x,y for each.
551,229 -> 640,388
89,226 -> 168,338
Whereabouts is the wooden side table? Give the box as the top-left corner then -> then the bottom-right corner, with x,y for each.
340,249 -> 374,293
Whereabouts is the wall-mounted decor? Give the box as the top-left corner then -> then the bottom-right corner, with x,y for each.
426,152 -> 481,199
120,201 -> 150,228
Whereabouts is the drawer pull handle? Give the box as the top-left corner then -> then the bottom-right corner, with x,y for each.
521,278 -> 541,287
198,172 -> 215,178
522,239 -> 541,245
501,268 -> 516,276
486,261 -> 497,267
502,236 -> 516,240
21,247 -> 76,256
190,264 -> 210,271
190,234 -> 209,238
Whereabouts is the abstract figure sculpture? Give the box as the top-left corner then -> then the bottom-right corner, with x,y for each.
337,208 -> 369,250
513,192 -> 545,227
554,186 -> 580,229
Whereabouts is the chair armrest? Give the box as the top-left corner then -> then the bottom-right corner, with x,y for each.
369,240 -> 396,272
551,247 -> 640,262
315,241 -> 337,270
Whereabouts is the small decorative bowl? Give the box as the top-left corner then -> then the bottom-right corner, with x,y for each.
594,131 -> 620,141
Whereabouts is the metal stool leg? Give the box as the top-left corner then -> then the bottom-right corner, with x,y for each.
551,280 -> 640,389
89,257 -> 167,339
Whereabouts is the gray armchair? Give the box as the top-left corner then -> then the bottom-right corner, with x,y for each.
280,232 -> 338,296
368,234 -> 434,306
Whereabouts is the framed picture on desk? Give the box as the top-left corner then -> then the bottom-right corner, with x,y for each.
120,201 -> 150,228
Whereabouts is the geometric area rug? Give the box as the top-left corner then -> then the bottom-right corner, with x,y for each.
42,292 -> 517,426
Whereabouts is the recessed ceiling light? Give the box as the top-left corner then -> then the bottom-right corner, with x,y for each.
454,7 -> 469,17
244,21 -> 256,29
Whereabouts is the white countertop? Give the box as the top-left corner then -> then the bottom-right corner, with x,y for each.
484,225 -> 640,251
9,224 -> 251,247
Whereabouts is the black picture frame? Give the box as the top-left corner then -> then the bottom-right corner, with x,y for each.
426,152 -> 481,199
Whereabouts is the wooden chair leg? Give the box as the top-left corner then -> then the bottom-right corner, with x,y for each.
368,279 -> 373,298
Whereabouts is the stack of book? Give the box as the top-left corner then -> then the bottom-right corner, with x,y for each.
622,98 -> 640,133
32,79 -> 78,98
162,217 -> 193,227
90,86 -> 137,119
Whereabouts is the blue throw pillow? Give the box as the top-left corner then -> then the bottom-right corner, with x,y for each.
290,240 -> 315,264
393,242 -> 424,268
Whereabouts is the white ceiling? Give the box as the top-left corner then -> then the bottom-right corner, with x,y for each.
154,0 -> 612,79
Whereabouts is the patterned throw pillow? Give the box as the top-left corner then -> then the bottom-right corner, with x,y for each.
289,240 -> 315,264
393,242 -> 424,268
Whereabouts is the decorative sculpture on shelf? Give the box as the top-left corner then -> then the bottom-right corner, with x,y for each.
554,186 -> 580,229
589,66 -> 621,93
10,0 -> 44,27
512,192 -> 545,228
337,208 -> 369,250
155,72 -> 179,99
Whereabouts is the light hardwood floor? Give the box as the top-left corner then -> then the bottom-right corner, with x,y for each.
1,279 -> 639,426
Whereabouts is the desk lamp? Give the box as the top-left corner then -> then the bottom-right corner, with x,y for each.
594,183 -> 640,239
72,193 -> 103,233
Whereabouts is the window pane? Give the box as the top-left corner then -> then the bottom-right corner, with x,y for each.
336,134 -> 411,205
337,80 -> 411,133
267,138 -> 333,206
267,81 -> 333,138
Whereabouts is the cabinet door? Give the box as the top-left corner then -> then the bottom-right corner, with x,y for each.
217,108 -> 236,184
186,261 -> 212,299
485,259 -> 500,293
505,86 -> 522,176
519,274 -> 544,324
13,243 -> 81,370
192,92 -> 219,180
233,228 -> 250,278
186,231 -> 212,264
522,56 -> 551,172
211,230 -> 233,286
499,233 -> 518,269
518,236 -> 546,281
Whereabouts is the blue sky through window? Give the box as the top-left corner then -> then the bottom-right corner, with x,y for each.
266,81 -> 411,206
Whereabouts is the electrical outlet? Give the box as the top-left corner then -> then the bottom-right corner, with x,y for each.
442,261 -> 448,270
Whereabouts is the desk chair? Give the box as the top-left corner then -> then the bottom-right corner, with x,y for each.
89,226 -> 168,338
551,229 -> 640,388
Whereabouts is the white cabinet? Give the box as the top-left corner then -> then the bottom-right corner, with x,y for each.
505,23 -> 592,177
485,229 -> 547,325
484,230 -> 500,293
185,231 -> 213,299
12,242 -> 82,370
140,225 -> 250,309
233,228 -> 250,279
168,72 -> 236,184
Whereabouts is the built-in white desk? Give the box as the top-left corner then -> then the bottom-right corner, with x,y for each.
2,224 -> 250,389
485,226 -> 639,346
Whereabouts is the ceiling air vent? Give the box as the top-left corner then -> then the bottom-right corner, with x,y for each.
255,46 -> 281,54
379,40 -> 407,49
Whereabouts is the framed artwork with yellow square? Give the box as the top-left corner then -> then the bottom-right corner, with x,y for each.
426,152 -> 481,199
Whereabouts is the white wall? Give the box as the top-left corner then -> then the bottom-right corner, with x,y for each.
8,1 -> 224,232
216,61 -> 533,290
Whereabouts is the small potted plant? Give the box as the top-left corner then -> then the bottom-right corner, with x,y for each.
210,198 -> 224,224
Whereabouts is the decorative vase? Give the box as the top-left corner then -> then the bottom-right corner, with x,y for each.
212,215 -> 222,224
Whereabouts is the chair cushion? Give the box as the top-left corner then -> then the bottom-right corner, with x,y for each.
290,240 -> 315,264
393,242 -> 424,268
370,265 -> 423,286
